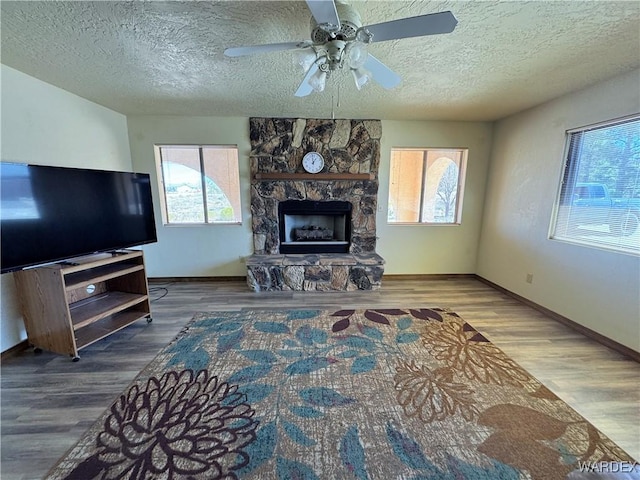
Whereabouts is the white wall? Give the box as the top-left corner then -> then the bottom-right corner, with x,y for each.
378,120 -> 493,273
0,65 -> 133,352
477,69 -> 640,352
127,116 -> 254,277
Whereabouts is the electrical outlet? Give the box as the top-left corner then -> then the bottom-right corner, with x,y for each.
526,273 -> 533,284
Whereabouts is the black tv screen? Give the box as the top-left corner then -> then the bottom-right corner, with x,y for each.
1,162 -> 158,273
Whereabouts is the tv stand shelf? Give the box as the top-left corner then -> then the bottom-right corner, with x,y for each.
13,250 -> 151,361
65,263 -> 145,290
70,291 -> 148,329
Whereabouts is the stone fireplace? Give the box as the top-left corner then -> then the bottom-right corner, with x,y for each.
247,118 -> 385,291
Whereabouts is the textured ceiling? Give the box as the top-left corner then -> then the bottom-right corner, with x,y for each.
1,1 -> 639,121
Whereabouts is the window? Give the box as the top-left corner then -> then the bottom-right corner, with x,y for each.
551,115 -> 640,255
155,145 -> 242,224
388,148 -> 467,224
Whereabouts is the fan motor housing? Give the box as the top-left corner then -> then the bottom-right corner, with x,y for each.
310,2 -> 362,43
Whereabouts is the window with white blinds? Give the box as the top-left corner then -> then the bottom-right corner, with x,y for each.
551,115 -> 640,255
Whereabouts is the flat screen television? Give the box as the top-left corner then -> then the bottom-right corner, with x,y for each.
1,162 -> 158,274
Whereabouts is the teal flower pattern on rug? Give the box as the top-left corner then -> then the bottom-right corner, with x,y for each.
47,308 -> 635,480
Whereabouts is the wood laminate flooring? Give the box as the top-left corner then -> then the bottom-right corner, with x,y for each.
1,277 -> 639,479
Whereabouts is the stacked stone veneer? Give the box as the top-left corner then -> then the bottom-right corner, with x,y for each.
248,117 -> 385,291
246,253 -> 385,292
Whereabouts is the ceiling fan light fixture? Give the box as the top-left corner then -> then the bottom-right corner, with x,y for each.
351,67 -> 370,90
355,28 -> 373,44
296,48 -> 317,72
309,67 -> 327,92
345,41 -> 368,69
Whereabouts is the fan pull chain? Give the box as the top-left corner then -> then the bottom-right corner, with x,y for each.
331,84 -> 341,120
331,93 -> 335,120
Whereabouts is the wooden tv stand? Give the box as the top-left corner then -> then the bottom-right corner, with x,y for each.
13,249 -> 151,361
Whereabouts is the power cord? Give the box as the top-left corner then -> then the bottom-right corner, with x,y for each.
149,286 -> 169,303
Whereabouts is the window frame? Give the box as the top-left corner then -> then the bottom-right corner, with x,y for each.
387,147 -> 468,226
549,114 -> 640,256
154,144 -> 242,226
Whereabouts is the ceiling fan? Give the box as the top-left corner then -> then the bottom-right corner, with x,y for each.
224,0 -> 457,97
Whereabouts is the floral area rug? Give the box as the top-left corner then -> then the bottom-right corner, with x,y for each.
47,308 -> 635,480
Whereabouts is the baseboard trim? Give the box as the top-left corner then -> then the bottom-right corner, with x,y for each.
1,339 -> 29,361
150,274 -> 476,283
382,273 -> 477,281
475,275 -> 640,363
149,276 -> 246,283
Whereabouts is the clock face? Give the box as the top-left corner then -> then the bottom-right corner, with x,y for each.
302,152 -> 324,174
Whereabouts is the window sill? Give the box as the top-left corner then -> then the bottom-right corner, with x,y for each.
162,222 -> 243,227
387,222 -> 462,226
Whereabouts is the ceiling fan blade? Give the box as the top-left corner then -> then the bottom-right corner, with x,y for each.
305,0 -> 340,32
295,62 -> 320,97
362,11 -> 457,43
224,41 -> 309,58
363,54 -> 401,89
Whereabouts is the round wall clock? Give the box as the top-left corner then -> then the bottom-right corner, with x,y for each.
302,151 -> 324,174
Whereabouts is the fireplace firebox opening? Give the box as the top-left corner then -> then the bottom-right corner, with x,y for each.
279,200 -> 352,254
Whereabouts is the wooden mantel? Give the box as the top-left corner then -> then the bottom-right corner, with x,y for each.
253,172 -> 374,181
